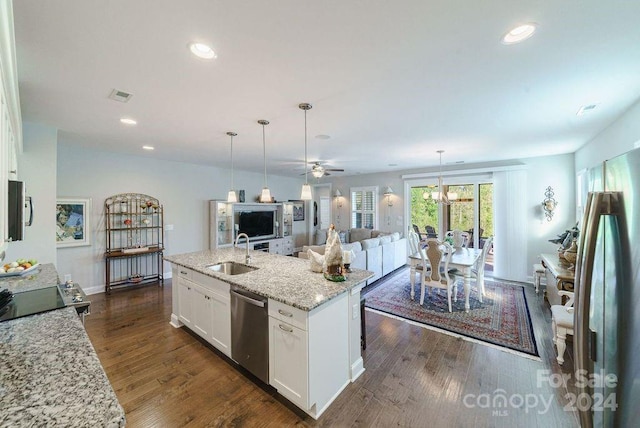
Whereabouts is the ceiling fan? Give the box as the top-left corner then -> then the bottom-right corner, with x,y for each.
300,162 -> 345,178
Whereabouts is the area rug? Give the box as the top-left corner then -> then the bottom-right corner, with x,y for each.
363,271 -> 539,358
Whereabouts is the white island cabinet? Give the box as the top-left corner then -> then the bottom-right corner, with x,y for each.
173,266 -> 231,358
269,295 -> 350,417
165,248 -> 373,420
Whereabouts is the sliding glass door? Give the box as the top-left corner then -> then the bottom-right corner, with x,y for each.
409,180 -> 494,250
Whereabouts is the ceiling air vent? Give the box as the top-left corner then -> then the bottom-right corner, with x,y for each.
108,89 -> 133,103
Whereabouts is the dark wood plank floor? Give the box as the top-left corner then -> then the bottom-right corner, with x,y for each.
84,268 -> 579,427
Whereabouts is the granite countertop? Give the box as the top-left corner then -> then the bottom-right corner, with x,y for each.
164,248 -> 374,311
0,306 -> 125,427
0,263 -> 59,294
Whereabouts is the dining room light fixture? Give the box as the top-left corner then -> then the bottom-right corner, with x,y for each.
258,120 -> 272,202
299,103 -> 313,200
426,150 -> 457,205
226,132 -> 238,203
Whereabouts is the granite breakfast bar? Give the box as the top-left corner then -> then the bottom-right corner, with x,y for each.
164,247 -> 373,419
0,264 -> 125,427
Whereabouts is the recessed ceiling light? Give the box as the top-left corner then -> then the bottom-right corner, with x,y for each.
120,117 -> 137,125
142,146 -> 154,150
189,42 -> 217,59
315,134 -> 331,140
577,104 -> 598,116
502,23 -> 537,45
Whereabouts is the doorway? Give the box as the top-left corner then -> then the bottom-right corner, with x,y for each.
408,179 -> 494,270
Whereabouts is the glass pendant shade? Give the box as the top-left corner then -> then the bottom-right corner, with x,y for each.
260,187 -> 272,203
299,103 -> 313,200
301,183 -> 312,200
258,120 -> 271,202
226,131 -> 237,203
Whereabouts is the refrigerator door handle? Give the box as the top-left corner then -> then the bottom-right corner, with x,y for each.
574,191 -> 622,428
589,328 -> 597,363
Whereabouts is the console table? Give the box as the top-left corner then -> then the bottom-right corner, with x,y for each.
540,253 -> 575,306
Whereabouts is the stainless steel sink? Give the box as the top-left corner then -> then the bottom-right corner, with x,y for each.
206,261 -> 258,275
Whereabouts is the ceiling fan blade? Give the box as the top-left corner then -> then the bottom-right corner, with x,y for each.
324,168 -> 344,172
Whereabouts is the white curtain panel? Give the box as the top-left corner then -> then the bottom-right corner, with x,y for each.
493,169 -> 528,282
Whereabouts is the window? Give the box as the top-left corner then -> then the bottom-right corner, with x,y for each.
351,186 -> 378,229
319,196 -> 330,229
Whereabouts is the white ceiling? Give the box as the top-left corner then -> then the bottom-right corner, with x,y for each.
12,0 -> 640,178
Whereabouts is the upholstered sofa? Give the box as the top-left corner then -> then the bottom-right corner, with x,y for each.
298,228 -> 408,285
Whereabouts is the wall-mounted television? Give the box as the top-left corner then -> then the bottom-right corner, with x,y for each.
238,211 -> 275,240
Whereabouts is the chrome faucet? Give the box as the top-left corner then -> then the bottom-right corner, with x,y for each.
235,233 -> 251,265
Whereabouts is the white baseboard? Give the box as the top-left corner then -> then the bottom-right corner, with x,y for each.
81,270 -> 172,296
350,357 -> 365,381
170,313 -> 182,328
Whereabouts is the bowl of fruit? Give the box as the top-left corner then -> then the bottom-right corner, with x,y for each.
0,259 -> 39,276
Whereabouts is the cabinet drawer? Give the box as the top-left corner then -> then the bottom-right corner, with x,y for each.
269,299 -> 308,331
176,266 -> 193,281
191,270 -> 230,297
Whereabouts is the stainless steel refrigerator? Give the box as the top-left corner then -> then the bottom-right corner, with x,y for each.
575,147 -> 640,427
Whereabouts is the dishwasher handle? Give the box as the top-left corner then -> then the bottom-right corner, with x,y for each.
231,289 -> 266,308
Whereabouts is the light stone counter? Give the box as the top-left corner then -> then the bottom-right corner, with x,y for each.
0,306 -> 125,427
164,248 -> 373,311
0,263 -> 59,294
0,263 -> 125,427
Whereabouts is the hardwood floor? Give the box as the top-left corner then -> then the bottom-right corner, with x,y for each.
84,269 -> 579,427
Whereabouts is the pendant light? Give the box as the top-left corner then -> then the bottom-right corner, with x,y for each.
258,120 -> 272,202
299,103 -> 313,200
424,150 -> 458,205
226,132 -> 238,203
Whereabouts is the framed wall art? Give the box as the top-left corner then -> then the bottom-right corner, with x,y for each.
56,198 -> 92,247
291,200 -> 305,221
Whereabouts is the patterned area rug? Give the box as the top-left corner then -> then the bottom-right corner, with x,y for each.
363,271 -> 539,357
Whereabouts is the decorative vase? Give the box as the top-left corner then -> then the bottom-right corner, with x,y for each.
563,239 -> 578,268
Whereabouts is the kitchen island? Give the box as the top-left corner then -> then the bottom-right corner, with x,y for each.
0,264 -> 125,427
164,248 -> 373,419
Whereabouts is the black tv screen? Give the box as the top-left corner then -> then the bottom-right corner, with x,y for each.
238,211 -> 275,239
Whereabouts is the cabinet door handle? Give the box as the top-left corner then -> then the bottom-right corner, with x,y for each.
278,309 -> 293,317
279,324 -> 293,333
180,270 -> 188,275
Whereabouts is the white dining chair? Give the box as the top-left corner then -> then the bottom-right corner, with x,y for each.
472,236 -> 493,297
419,238 -> 456,312
445,230 -> 470,248
551,290 -> 575,365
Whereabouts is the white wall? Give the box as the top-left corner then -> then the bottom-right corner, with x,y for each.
5,123 -> 57,266
576,98 -> 640,170
50,142 -> 304,293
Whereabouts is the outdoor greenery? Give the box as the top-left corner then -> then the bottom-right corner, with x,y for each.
410,184 -> 494,238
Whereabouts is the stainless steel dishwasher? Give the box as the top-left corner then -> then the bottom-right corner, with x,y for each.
230,285 -> 269,384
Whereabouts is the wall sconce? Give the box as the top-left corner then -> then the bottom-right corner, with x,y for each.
333,188 -> 343,207
383,186 -> 394,206
542,186 -> 558,221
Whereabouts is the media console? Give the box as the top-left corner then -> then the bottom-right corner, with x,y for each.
209,201 -> 297,256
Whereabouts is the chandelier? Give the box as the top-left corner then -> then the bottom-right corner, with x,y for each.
423,150 -> 458,205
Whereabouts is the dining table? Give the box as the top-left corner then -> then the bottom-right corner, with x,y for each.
408,247 -> 483,312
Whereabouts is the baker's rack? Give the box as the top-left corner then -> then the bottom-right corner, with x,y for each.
104,193 -> 164,293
